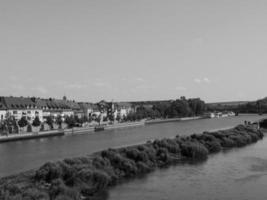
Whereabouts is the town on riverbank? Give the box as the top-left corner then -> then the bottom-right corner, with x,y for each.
1,95 -> 267,142
0,96 -> 206,140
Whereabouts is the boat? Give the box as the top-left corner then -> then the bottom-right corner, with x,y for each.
94,125 -> 105,132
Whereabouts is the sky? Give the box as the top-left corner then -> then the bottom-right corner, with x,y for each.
1,0 -> 267,103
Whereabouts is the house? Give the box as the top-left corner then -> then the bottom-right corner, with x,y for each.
114,102 -> 133,119
35,98 -> 75,120
0,99 -> 7,121
78,102 -> 94,118
1,96 -> 43,122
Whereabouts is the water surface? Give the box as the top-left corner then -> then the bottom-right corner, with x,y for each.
0,114 -> 265,177
108,137 -> 267,200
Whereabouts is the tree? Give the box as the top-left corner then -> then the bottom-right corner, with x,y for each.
65,115 -> 76,128
56,115 -> 63,128
32,116 -> 41,127
18,116 -> 28,127
46,116 -> 54,129
116,114 -> 121,122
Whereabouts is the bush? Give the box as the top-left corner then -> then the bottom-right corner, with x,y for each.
180,141 -> 208,160
27,125 -> 32,133
56,116 -> 63,129
49,179 -> 79,200
35,162 -> 62,182
204,140 -> 222,153
65,116 -> 76,128
78,169 -> 110,196
18,117 -> 28,128
32,116 -> 41,127
220,137 -> 236,148
46,116 -> 54,129
40,123 -> 45,131
153,139 -> 180,154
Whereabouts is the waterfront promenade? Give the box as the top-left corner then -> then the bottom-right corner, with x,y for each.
0,117 -> 201,143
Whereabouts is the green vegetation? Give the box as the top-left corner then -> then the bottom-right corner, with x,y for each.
32,116 -> 41,127
18,117 -> 28,128
0,125 -> 263,200
126,97 -> 206,121
207,97 -> 267,114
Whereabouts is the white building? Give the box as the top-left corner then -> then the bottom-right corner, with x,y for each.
2,97 -> 43,122
0,101 -> 7,121
115,102 -> 133,119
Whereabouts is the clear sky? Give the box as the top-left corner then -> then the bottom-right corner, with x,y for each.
1,0 -> 267,103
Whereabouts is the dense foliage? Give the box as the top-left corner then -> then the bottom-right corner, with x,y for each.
0,125 -> 263,200
32,116 -> 41,127
18,117 -> 28,128
207,97 -> 267,114
125,97 -> 206,121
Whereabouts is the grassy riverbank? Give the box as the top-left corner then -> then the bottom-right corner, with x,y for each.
0,125 -> 264,200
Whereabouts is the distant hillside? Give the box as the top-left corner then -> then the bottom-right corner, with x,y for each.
207,101 -> 250,107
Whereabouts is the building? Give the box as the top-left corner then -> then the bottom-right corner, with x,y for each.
0,99 -> 7,121
1,96 -> 43,122
114,102 -> 133,119
35,98 -> 75,120
78,102 -> 94,118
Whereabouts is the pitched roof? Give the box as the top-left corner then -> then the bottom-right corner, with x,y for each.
3,97 -> 36,109
0,101 -> 7,110
115,102 -> 132,109
78,102 -> 94,110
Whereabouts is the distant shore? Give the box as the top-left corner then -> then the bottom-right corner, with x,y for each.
1,114 -> 254,143
145,116 -> 203,124
0,117 -> 203,143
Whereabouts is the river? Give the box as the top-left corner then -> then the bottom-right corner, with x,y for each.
0,114 -> 265,178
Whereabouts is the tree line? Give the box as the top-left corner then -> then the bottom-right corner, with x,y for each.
125,97 -> 206,121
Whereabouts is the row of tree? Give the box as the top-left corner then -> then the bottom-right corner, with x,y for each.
207,97 -> 267,114
125,97 -> 206,121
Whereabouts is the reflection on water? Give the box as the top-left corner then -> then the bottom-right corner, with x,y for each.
0,115 -> 266,178
108,136 -> 267,200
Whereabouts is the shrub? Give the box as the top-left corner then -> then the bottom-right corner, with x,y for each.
32,116 -> 41,127
180,141 -> 208,160
229,135 -> 247,147
18,117 -> 28,128
101,149 -> 138,177
46,116 -> 54,129
220,137 -> 236,148
153,139 -> 180,154
56,116 -> 63,129
27,125 -> 32,133
22,188 -> 49,200
65,116 -> 76,128
49,179 -> 79,200
35,162 -> 62,182
78,169 -> 110,196
40,123 -> 45,131
204,140 -> 222,153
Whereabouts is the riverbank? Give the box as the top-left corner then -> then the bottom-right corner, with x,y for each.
0,115 -> 246,143
145,116 -> 203,125
0,130 -> 64,143
0,124 -> 263,200
0,121 -> 146,143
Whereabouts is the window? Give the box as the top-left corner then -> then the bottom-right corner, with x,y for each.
13,111 -> 17,114
27,111 -> 31,114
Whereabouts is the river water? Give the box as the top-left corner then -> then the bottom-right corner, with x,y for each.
108,116 -> 267,200
0,115 -> 265,179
